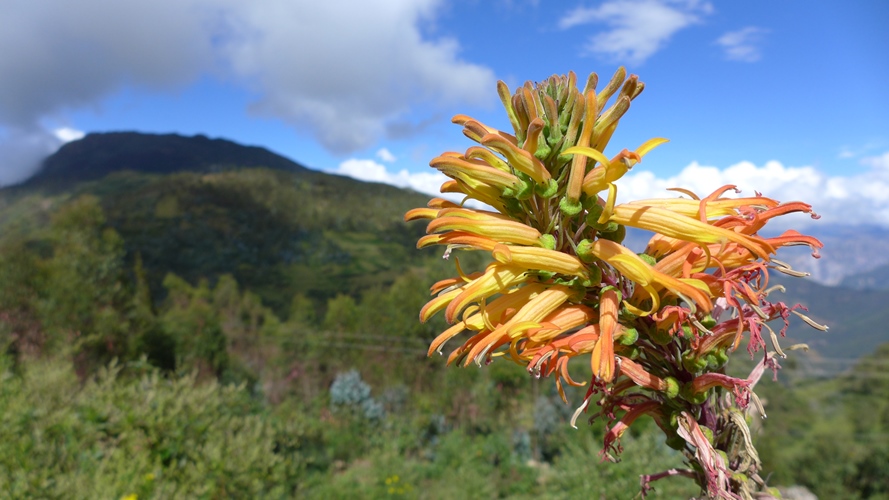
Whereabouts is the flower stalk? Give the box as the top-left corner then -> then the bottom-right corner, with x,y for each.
406,69 -> 823,499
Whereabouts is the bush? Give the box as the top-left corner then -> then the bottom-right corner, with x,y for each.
0,356 -> 306,499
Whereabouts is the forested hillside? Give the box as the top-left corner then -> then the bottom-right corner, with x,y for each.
0,132 -> 886,498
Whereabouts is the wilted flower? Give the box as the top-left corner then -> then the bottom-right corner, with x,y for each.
406,69 -> 823,499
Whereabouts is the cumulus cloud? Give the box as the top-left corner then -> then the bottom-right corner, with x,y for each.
53,127 -> 86,143
716,27 -> 768,62
559,0 -> 712,64
331,158 -> 490,207
617,156 -> 889,227
0,0 -> 494,185
222,0 -> 495,152
376,148 -> 397,163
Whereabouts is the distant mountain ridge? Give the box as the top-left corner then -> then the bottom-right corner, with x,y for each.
20,132 -> 311,191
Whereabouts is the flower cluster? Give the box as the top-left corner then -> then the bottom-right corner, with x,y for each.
405,69 -> 824,499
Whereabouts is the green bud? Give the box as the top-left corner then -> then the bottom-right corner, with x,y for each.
636,253 -> 657,266
700,426 -> 714,445
576,239 -> 596,263
560,196 -> 583,216
705,353 -> 719,369
600,286 -> 622,302
599,224 -> 626,243
538,234 -> 556,250
535,178 -> 559,198
534,142 -> 552,161
680,325 -> 694,338
681,382 -> 708,404
502,186 -> 517,198
535,271 -> 556,282
516,180 -> 535,200
503,198 -> 523,216
663,377 -> 680,399
714,348 -> 729,366
580,264 -> 602,287
700,314 -> 717,329
585,203 -> 604,223
623,345 -> 641,359
618,327 -> 639,346
682,353 -> 707,374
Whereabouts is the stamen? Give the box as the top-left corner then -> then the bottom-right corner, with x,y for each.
791,310 -> 829,331
570,395 -> 592,429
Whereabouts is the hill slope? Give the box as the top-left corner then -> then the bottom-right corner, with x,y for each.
0,132 -> 441,313
19,132 -> 311,192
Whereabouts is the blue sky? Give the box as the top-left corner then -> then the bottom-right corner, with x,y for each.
1,0 -> 887,226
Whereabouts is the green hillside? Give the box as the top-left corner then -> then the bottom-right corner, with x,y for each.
1,132 -> 445,314
0,131 -> 886,498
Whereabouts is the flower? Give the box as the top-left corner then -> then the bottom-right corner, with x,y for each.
406,69 -> 822,498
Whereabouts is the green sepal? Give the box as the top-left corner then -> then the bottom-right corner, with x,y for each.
516,180 -> 535,200
559,196 -> 583,216
682,352 -> 707,374
580,264 -> 602,287
637,253 -> 657,267
700,314 -> 717,329
576,239 -> 596,263
700,426 -> 714,445
598,224 -> 626,243
535,178 -> 559,198
618,327 -> 639,346
681,382 -> 708,404
663,377 -> 680,399
538,233 -> 556,250
585,204 -> 604,225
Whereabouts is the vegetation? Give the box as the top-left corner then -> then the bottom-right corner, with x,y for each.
0,133 -> 886,497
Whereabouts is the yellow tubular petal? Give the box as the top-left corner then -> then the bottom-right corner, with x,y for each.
609,204 -> 775,260
419,231 -> 499,251
493,243 -> 589,278
420,288 -> 462,323
587,239 -> 654,286
427,217 -> 543,246
428,198 -> 461,209
636,137 -> 670,157
431,156 -> 522,192
592,289 -> 619,382
464,146 -> 510,172
444,264 -> 528,323
481,134 -> 552,184
599,183 -> 618,224
523,117 -> 546,155
428,321 -> 468,356
404,208 -> 439,222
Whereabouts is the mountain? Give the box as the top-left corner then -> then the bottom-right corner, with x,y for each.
0,132 -> 439,313
839,262 -> 889,290
19,132 -> 311,192
771,224 -> 889,286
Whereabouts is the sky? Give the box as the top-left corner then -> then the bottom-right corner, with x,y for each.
1,0 -> 888,227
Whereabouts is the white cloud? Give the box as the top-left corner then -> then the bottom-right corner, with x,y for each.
861,151 -> 889,170
53,127 -> 86,143
331,158 -> 489,207
0,0 -> 495,185
617,155 -> 889,226
376,148 -> 397,163
223,0 -> 495,152
716,27 -> 768,62
559,0 -> 712,64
